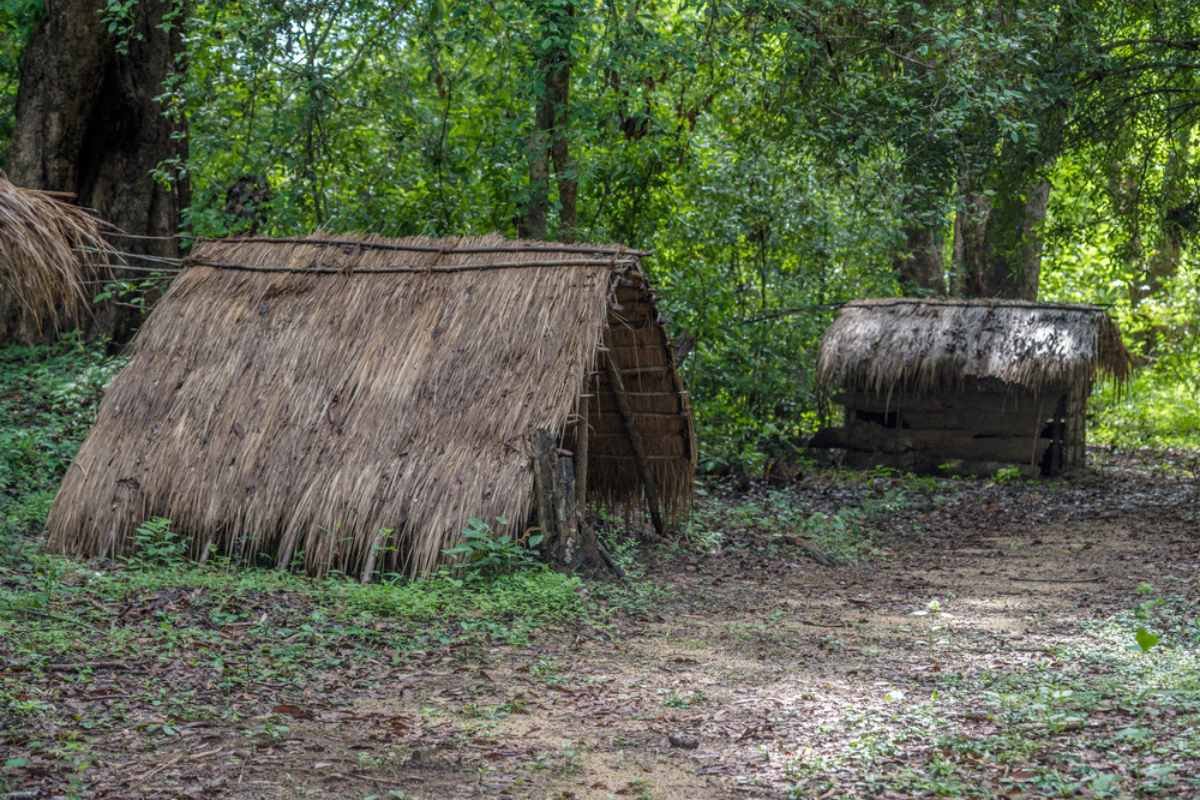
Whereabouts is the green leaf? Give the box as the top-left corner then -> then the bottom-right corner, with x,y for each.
4,757 -> 29,769
1135,627 -> 1160,652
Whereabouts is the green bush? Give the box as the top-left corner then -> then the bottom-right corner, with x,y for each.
127,517 -> 187,568
441,517 -> 544,581
1091,371 -> 1200,450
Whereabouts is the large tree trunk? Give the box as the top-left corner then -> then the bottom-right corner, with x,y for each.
519,0 -> 575,241
3,0 -> 188,343
955,180 -> 1051,301
893,224 -> 945,296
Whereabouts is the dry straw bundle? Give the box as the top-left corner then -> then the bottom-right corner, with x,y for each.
0,174 -> 114,337
48,233 -> 695,578
817,298 -> 1132,397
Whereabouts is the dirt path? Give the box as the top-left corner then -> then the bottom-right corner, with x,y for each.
200,460 -> 1199,799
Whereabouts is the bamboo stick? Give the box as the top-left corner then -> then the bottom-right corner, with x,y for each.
188,257 -> 637,274
602,351 -> 665,537
200,236 -> 650,258
575,392 -> 590,508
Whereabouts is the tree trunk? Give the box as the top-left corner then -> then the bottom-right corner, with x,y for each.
894,224 -> 945,296
3,0 -> 188,343
1137,127 -> 1192,303
519,0 -> 574,241
952,191 -> 989,296
955,181 -> 1050,301
520,115 -> 550,240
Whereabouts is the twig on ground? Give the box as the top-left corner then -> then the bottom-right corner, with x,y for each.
1011,577 -> 1103,584
1,659 -> 141,673
135,753 -> 184,782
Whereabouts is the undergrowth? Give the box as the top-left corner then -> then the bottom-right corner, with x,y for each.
684,480 -> 915,564
1091,371 -> 1200,450
786,589 -> 1200,798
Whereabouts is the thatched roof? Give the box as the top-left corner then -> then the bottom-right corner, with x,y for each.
47,234 -> 694,577
0,174 -> 113,340
816,298 -> 1131,397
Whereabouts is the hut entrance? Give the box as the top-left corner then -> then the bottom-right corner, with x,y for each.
1040,394 -> 1069,476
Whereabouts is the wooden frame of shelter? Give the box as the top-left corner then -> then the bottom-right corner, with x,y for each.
809,299 -> 1131,477
46,234 -> 695,578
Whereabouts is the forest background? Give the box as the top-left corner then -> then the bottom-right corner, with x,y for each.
1,0 -> 1196,471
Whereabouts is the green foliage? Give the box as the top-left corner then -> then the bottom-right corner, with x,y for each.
684,484 -> 909,565
99,0 -> 140,54
1135,628 -> 1161,653
798,507 -> 875,566
92,275 -> 174,315
127,517 -> 187,568
992,466 -> 1024,484
0,0 -> 40,164
0,339 -> 123,549
441,517 -> 544,582
1090,371 -> 1200,450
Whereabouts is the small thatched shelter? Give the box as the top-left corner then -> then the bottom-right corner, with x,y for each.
810,299 -> 1131,476
47,234 -> 695,577
0,174 -> 113,343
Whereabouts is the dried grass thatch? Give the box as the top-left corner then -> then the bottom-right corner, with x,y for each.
47,234 -> 694,577
0,174 -> 114,338
816,298 -> 1132,397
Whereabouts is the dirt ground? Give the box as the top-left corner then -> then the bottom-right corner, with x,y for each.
7,451 -> 1200,799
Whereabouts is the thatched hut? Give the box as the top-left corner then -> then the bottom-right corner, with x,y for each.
47,234 -> 695,577
0,175 -> 113,343
810,299 -> 1131,476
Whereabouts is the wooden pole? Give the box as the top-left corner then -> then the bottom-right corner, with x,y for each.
602,351 -> 666,537
532,429 -> 584,566
573,385 -> 618,574
575,391 -> 589,507
532,429 -> 563,554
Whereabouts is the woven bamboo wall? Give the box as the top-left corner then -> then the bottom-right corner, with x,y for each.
565,270 -> 695,516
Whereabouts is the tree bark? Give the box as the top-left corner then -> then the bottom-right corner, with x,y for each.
4,0 -> 188,343
893,224 -> 945,296
955,180 -> 1050,301
519,0 -> 574,241
532,429 -> 579,567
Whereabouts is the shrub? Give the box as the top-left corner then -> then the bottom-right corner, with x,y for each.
442,517 -> 544,581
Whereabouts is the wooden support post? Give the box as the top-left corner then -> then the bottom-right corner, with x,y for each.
532,429 -> 579,566
602,351 -> 666,538
575,392 -> 589,507
571,390 -> 620,575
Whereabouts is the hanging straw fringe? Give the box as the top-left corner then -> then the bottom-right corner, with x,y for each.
0,176 -> 117,334
816,298 -> 1132,398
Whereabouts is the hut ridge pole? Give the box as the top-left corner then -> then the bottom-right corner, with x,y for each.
602,350 -> 666,538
